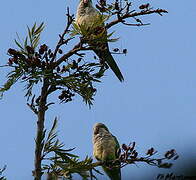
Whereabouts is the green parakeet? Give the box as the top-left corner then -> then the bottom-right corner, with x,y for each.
93,123 -> 121,180
76,0 -> 124,82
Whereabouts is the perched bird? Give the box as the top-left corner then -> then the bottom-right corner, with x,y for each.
76,0 -> 124,82
93,123 -> 121,180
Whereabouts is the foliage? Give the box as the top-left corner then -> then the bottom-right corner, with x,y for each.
0,23 -> 103,106
41,119 -> 100,180
0,23 -> 45,99
0,166 -> 7,180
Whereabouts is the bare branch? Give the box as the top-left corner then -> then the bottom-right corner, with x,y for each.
51,8 -> 74,63
55,42 -> 92,67
106,9 -> 168,29
121,22 -> 150,26
27,103 -> 38,114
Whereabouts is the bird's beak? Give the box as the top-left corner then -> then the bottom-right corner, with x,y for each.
83,0 -> 88,4
94,127 -> 99,135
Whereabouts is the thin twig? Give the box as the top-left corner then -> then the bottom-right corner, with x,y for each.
0,65 -> 10,67
27,103 -> 38,114
51,8 -> 74,63
121,22 -> 150,26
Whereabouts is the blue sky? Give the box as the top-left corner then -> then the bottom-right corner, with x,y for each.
0,0 -> 196,179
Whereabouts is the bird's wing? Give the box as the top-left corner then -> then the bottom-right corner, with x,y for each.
113,135 -> 120,156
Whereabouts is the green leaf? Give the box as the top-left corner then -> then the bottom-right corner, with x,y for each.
48,117 -> 58,140
34,22 -> 45,35
32,34 -> 40,49
57,148 -> 76,152
31,23 -> 36,35
0,69 -> 23,98
27,26 -> 32,46
14,39 -> 24,50
24,36 -> 28,50
108,37 -> 120,42
63,152 -> 79,158
54,151 -> 74,163
107,31 -> 115,38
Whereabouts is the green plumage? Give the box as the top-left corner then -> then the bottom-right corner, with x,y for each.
93,123 -> 121,180
76,0 -> 124,82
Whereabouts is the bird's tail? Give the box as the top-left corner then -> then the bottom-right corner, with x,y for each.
103,166 -> 121,180
94,46 -> 124,82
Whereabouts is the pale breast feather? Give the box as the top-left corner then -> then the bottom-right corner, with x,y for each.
93,133 -> 117,161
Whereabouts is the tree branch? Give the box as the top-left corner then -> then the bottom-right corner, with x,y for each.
51,8 -> 74,63
34,78 -> 50,180
106,9 -> 168,29
55,42 -> 92,67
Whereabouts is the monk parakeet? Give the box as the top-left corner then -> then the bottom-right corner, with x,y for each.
76,0 -> 124,82
93,123 -> 121,180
